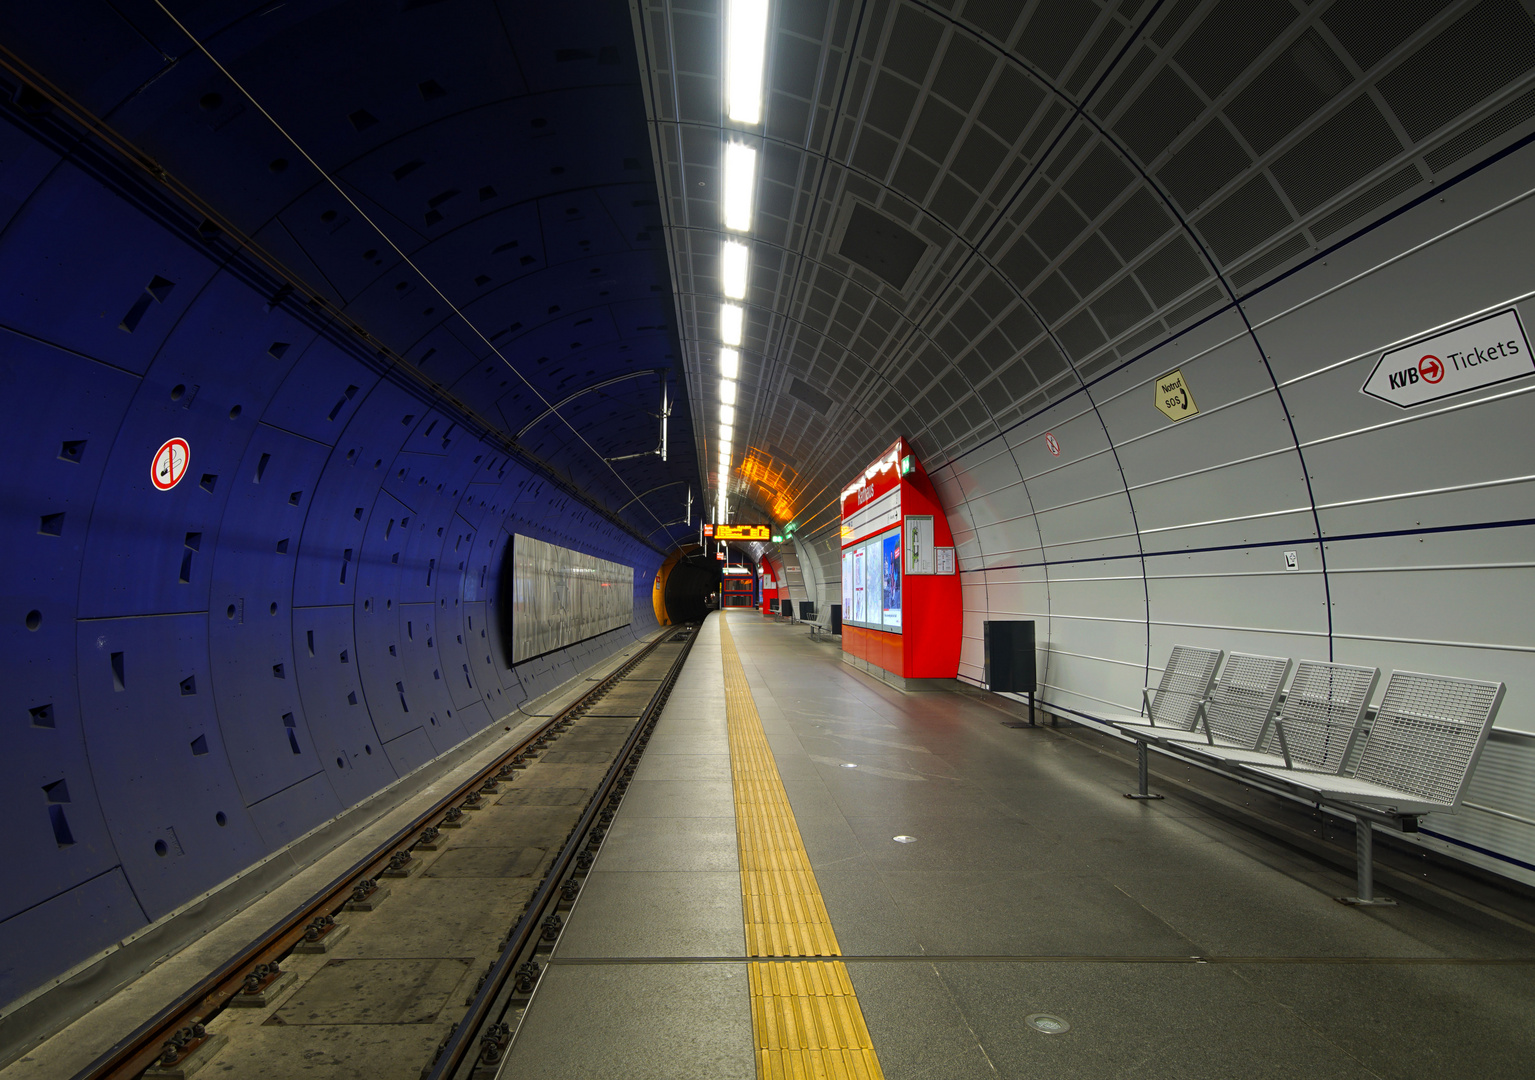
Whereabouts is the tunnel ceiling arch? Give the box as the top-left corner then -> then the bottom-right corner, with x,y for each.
2,0 -> 702,545
637,0 -> 1535,536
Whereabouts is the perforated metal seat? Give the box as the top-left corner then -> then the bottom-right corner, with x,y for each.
1098,645 -> 1223,734
1243,670 -> 1505,814
1181,660 -> 1378,773
1155,652 -> 1290,752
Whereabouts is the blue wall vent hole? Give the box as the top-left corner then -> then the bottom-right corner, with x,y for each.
339,650 -> 349,663
110,651 -> 125,690
268,342 -> 290,359
49,806 -> 75,848
38,512 -> 64,536
272,664 -> 285,679
347,691 -> 358,705
255,453 -> 270,482
179,675 -> 196,696
289,491 -> 303,505
58,440 -> 85,462
189,734 -> 208,756
276,538 -> 289,554
199,473 -> 217,493
29,703 -> 54,728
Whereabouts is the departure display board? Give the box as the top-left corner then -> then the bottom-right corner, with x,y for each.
711,524 -> 771,541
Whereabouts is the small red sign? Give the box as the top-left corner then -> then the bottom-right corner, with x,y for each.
152,438 -> 190,491
1418,354 -> 1444,383
1044,432 -> 1060,457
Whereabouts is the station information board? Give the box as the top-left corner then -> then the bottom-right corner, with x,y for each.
705,523 -> 771,541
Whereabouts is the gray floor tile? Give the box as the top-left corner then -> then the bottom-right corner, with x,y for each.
555,871 -> 745,958
594,816 -> 740,873
501,964 -> 753,1080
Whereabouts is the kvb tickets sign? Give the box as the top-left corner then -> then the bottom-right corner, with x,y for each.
1361,308 -> 1533,408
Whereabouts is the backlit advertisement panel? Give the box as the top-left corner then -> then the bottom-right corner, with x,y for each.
851,546 -> 867,622
881,531 -> 902,630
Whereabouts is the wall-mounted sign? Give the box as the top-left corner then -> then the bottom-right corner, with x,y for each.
714,523 -> 771,541
151,437 -> 190,491
935,547 -> 955,575
905,515 -> 935,574
1044,432 -> 1060,456
1362,308 -> 1532,408
1154,368 -> 1199,421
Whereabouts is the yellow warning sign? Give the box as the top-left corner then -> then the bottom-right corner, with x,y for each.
1154,368 -> 1199,422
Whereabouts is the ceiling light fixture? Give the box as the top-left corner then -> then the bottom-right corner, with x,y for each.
720,423 -> 734,442
722,239 -> 749,299
721,303 -> 743,346
722,142 -> 757,231
720,379 -> 737,405
720,404 -> 735,425
726,0 -> 769,126
720,347 -> 740,379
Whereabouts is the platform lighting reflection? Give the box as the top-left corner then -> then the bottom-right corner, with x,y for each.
720,403 -> 735,425
722,239 -> 749,299
720,379 -> 737,405
722,142 -> 757,231
726,0 -> 769,125
721,303 -> 743,346
720,347 -> 740,379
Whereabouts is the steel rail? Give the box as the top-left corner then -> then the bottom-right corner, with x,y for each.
427,626 -> 699,1080
70,628 -> 692,1080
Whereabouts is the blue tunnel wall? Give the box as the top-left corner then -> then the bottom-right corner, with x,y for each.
0,109 -> 664,1005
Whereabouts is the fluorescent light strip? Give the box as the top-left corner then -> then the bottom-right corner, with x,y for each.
722,240 -> 749,299
720,404 -> 736,425
722,141 -> 757,231
720,379 -> 737,405
720,423 -> 734,441
720,347 -> 739,379
726,0 -> 769,125
721,303 -> 743,346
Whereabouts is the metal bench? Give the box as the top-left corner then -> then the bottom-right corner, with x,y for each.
1152,652 -> 1291,754
807,607 -> 836,641
1092,645 -> 1223,800
1182,660 -> 1378,774
1242,670 -> 1504,905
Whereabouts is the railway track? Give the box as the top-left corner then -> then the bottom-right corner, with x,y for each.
71,624 -> 699,1080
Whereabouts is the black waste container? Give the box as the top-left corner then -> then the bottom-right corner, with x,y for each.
799,601 -> 815,621
984,620 -> 1037,722
829,604 -> 842,634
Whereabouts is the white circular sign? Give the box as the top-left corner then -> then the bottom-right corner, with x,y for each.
152,438 -> 190,491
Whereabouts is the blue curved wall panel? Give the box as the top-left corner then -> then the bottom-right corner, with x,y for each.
0,173 -> 665,1012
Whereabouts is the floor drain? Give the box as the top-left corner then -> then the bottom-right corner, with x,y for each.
892,835 -> 916,844
1026,1014 -> 1070,1034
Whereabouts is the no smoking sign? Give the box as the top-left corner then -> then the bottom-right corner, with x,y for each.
152,438 -> 190,491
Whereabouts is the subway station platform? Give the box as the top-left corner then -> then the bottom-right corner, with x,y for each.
503,610 -> 1535,1080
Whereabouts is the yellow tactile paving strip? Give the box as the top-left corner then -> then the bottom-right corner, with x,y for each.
720,614 -> 885,1080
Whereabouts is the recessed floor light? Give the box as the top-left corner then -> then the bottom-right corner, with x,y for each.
840,763 -> 857,768
893,835 -> 916,844
1026,1014 -> 1070,1034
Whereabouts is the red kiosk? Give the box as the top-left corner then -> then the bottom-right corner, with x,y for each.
839,438 -> 961,688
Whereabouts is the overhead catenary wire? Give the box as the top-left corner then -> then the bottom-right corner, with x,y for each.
148,0 -> 683,545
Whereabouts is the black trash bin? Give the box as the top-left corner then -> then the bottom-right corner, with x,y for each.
984,620 -> 1037,724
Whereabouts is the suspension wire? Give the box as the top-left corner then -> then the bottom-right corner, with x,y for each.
150,0 -> 681,542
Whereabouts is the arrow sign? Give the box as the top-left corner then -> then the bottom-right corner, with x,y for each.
1361,308 -> 1533,408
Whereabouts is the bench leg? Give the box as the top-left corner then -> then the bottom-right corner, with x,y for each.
1124,740 -> 1164,800
1337,820 -> 1395,906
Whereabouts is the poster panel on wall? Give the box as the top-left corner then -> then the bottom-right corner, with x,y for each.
842,550 -> 854,613
904,515 -> 934,574
852,547 -> 867,623
882,530 -> 902,629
